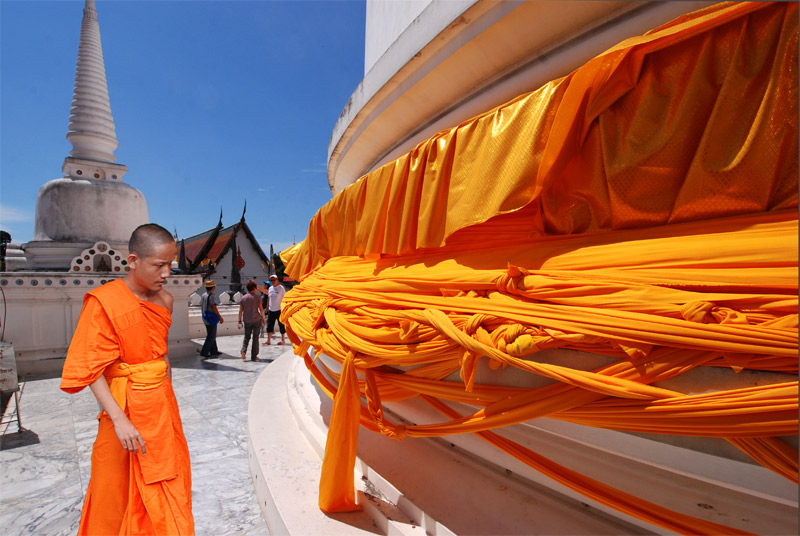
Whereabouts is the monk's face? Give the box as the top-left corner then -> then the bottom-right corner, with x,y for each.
129,241 -> 177,293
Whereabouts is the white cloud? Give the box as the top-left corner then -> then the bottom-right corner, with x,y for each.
0,204 -> 33,223
301,163 -> 327,174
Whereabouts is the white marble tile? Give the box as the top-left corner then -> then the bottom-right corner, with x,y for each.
0,493 -> 83,536
191,453 -> 269,536
0,451 -> 82,502
175,403 -> 206,428
14,407 -> 73,430
0,459 -> 84,536
207,421 -> 248,454
186,429 -> 238,464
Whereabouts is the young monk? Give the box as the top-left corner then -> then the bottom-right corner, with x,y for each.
60,223 -> 194,535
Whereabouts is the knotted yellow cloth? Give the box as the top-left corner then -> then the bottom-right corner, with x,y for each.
282,2 -> 798,534
102,357 -> 168,417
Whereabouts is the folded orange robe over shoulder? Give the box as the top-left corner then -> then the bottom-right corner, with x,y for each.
61,279 -> 194,536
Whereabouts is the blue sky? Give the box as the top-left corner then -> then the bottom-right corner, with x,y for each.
0,0 -> 366,254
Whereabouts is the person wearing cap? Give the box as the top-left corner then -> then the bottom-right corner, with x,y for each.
200,279 -> 224,357
264,274 -> 286,345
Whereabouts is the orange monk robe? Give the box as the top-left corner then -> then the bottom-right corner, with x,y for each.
60,279 -> 194,536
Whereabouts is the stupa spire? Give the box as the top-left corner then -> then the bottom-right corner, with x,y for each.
25,0 -> 146,271
63,0 -> 126,180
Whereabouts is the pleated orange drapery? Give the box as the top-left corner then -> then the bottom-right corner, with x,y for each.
281,2 -> 798,534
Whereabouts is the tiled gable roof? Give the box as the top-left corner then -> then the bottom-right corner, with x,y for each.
177,214 -> 270,274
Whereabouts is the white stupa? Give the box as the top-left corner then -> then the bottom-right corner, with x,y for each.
24,0 -> 148,270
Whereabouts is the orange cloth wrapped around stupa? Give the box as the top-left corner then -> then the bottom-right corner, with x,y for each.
61,279 -> 193,535
280,2 -> 798,533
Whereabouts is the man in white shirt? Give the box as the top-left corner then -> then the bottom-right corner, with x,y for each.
264,274 -> 286,345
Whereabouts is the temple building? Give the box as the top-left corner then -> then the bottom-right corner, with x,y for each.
176,207 -> 273,294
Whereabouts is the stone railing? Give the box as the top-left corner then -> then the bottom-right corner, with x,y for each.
187,291 -> 251,337
188,304 -> 248,338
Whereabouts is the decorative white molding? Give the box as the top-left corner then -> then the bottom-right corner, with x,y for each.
69,241 -> 129,274
62,157 -> 127,182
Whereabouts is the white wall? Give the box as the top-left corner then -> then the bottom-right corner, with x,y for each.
365,0 -> 436,75
0,273 -> 202,377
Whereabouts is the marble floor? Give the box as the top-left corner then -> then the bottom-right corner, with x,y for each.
0,334 -> 291,536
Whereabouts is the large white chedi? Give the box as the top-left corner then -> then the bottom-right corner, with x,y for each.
3,0 -> 197,377
24,0 -> 147,270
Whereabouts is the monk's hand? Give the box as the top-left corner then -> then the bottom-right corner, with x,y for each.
112,415 -> 147,455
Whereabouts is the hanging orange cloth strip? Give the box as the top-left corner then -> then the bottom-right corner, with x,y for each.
317,350 -> 362,512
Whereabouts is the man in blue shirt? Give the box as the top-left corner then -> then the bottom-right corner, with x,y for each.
200,280 -> 224,357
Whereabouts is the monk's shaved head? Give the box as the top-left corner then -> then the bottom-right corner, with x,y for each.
128,223 -> 175,259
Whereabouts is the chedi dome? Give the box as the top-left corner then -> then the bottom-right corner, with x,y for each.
24,0 -> 147,270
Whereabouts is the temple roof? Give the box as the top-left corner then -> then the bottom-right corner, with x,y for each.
178,211 -> 270,274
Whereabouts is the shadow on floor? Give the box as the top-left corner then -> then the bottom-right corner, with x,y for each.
169,354 -> 267,373
0,428 -> 40,451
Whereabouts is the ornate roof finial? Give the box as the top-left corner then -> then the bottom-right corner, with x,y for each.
64,0 -> 122,171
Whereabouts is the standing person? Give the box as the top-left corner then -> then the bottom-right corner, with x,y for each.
259,280 -> 269,338
59,223 -> 194,535
238,280 -> 265,361
200,280 -> 224,357
265,274 -> 286,345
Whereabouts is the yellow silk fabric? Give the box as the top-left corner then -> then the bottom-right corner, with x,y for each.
103,357 -> 168,416
283,1 -> 798,280
281,2 -> 798,534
